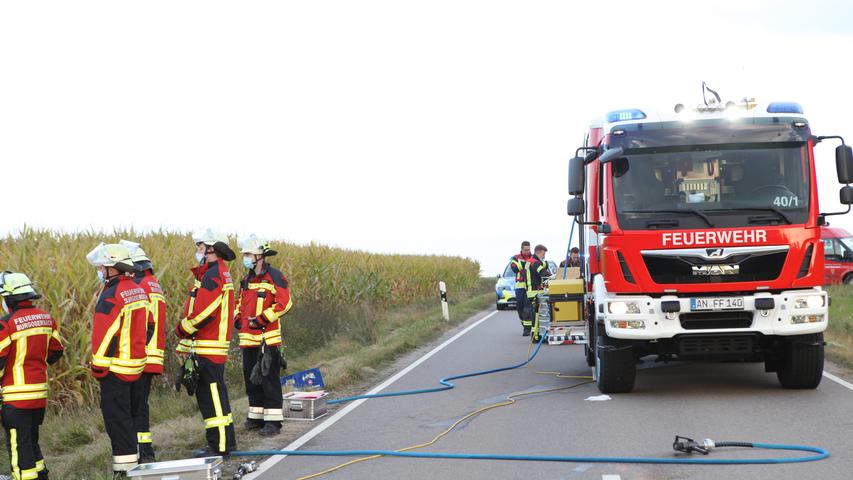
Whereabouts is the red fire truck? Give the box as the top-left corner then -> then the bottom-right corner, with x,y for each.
567,93 -> 853,393
821,226 -> 853,284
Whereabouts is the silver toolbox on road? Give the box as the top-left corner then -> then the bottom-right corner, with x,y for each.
127,456 -> 223,480
283,391 -> 329,421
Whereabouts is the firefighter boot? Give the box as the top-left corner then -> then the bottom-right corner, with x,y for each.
192,445 -> 230,459
244,419 -> 263,431
138,443 -> 156,464
258,423 -> 281,437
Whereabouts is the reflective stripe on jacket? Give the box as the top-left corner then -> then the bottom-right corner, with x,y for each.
91,276 -> 149,381
0,302 -> 63,408
133,271 -> 167,374
175,259 -> 234,363
235,265 -> 292,348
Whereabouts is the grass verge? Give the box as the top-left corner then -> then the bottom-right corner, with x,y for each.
10,284 -> 494,479
826,286 -> 853,368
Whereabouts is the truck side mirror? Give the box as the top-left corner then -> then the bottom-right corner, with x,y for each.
840,185 -> 853,205
568,156 -> 585,195
599,147 -> 625,164
836,145 -> 853,184
567,197 -> 585,216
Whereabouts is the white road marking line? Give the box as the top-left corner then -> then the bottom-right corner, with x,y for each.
823,371 -> 853,392
244,309 -> 500,479
602,475 -> 621,480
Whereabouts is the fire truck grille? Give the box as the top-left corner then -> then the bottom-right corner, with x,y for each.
679,312 -> 753,330
642,251 -> 787,284
677,335 -> 755,356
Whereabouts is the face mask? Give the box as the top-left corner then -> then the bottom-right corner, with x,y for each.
243,257 -> 255,269
97,270 -> 106,284
195,252 -> 205,264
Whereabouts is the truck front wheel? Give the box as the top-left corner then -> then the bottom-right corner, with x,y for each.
595,322 -> 636,393
776,333 -> 825,389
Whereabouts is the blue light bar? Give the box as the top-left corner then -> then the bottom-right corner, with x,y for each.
767,102 -> 803,114
606,109 -> 647,123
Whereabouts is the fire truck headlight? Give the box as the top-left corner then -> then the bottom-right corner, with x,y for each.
794,295 -> 825,309
608,301 -> 640,315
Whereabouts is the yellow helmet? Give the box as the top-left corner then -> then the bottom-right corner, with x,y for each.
0,271 -> 40,300
238,234 -> 277,257
86,243 -> 137,273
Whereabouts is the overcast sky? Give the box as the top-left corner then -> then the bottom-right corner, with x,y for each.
2,1 -> 853,276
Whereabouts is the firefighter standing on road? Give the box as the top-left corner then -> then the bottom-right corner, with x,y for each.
119,240 -> 166,464
235,235 -> 293,437
174,230 -> 237,458
526,244 -> 551,341
0,272 -> 64,480
86,243 -> 149,478
510,241 -> 533,336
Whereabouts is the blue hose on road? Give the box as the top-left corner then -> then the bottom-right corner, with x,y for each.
326,334 -> 548,405
243,318 -> 830,468
232,443 -> 829,464
236,331 -> 830,466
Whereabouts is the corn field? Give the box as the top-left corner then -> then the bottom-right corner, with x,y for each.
0,228 -> 481,410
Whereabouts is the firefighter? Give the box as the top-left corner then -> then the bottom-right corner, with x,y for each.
510,241 -> 533,336
526,244 -> 552,341
175,230 -> 237,458
235,235 -> 293,437
0,272 -> 63,480
86,243 -> 149,478
119,240 -> 165,463
559,247 -> 581,268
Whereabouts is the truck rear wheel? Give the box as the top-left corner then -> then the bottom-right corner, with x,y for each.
776,333 -> 824,389
595,323 -> 636,393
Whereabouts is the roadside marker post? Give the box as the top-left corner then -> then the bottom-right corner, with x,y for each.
439,281 -> 449,321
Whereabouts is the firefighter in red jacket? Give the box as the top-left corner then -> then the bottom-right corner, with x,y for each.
120,240 -> 165,464
175,230 -> 237,457
235,235 -> 293,437
86,243 -> 149,477
0,272 -> 64,480
510,241 -> 533,335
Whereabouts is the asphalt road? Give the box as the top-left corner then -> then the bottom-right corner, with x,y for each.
251,309 -> 853,480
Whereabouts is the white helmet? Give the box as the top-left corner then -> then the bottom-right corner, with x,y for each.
0,271 -> 40,300
238,234 -> 278,257
119,240 -> 151,263
86,243 -> 137,273
192,229 -> 236,261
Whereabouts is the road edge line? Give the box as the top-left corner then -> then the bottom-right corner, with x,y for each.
823,370 -> 853,392
244,309 -> 500,478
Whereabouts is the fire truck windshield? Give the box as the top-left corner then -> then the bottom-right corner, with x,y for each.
612,143 -> 810,230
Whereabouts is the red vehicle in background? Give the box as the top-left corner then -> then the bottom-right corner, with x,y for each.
822,226 -> 853,284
